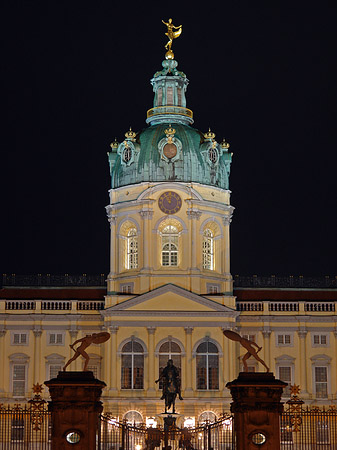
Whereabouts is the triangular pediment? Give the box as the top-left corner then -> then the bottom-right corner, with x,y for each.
106,284 -> 236,314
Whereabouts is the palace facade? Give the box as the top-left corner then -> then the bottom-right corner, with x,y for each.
1,42 -> 336,428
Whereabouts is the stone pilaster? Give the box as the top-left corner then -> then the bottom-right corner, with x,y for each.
147,326 -> 156,394
33,328 -> 42,384
297,330 -> 308,395
184,327 -> 193,394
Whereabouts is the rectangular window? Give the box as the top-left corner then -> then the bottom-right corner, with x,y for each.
207,284 -> 220,294
166,87 -> 173,105
277,334 -> 291,346
11,417 -> 25,442
49,365 -> 62,379
12,333 -> 28,345
315,366 -> 328,398
157,88 -> 163,105
243,334 -> 256,342
49,333 -> 64,345
313,334 -> 328,346
316,420 -> 330,444
279,366 -> 292,396
120,283 -> 133,294
13,364 -> 26,397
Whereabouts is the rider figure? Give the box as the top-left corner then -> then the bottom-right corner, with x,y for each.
155,359 -> 183,401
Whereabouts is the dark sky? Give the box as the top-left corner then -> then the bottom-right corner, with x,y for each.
1,3 -> 337,278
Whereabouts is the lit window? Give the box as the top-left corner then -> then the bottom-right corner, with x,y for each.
203,229 -> 214,270
317,419 -> 330,444
11,418 -> 25,442
315,366 -> 328,398
161,225 -> 178,267
196,341 -> 219,390
49,365 -> 62,379
199,411 -> 217,424
126,228 -> 138,269
123,410 -> 143,426
120,283 -> 133,294
278,366 -> 292,396
121,340 -> 144,389
13,365 -> 26,397
158,340 -> 182,389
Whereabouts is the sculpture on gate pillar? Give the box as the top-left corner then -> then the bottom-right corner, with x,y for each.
63,332 -> 110,371
223,329 -> 270,372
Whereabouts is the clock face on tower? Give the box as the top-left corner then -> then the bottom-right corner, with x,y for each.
158,191 -> 182,214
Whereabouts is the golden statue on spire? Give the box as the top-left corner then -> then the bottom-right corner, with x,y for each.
162,18 -> 182,60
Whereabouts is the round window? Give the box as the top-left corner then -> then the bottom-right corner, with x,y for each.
66,431 -> 81,444
251,432 -> 266,445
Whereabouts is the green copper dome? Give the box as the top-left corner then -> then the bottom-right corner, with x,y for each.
108,58 -> 232,190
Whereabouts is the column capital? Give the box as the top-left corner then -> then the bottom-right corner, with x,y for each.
108,325 -> 119,334
33,328 -> 42,338
139,209 -> 154,219
186,209 -> 202,220
222,213 -> 233,226
262,330 -> 272,339
69,329 -> 78,339
147,326 -> 156,335
184,327 -> 194,334
297,330 -> 308,339
0,328 -> 6,338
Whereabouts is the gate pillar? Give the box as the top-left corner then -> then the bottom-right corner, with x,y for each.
226,372 -> 286,450
45,371 -> 106,449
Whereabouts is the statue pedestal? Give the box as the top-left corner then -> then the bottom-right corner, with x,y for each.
45,371 -> 106,449
226,372 -> 287,450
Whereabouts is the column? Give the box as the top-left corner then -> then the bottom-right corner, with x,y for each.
297,330 -> 308,395
184,327 -> 193,394
0,329 -> 6,392
107,212 -> 117,277
147,326 -> 156,394
33,328 -> 42,384
262,330 -> 271,371
222,328 -> 230,385
69,329 -> 79,371
109,326 -> 119,392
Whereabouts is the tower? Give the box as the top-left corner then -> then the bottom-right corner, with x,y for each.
106,39 -> 234,305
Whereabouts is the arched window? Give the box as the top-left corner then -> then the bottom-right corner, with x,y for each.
126,228 -> 138,269
158,340 -> 182,388
123,410 -> 143,426
121,340 -> 144,389
202,229 -> 214,270
199,411 -> 217,424
161,225 -> 178,266
196,341 -> 219,390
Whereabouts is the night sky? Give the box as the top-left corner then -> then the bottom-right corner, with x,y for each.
2,3 -> 337,279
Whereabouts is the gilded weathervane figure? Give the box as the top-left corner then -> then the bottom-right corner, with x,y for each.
162,18 -> 182,59
223,329 -> 270,372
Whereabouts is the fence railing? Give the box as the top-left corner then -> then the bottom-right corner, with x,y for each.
98,415 -> 235,450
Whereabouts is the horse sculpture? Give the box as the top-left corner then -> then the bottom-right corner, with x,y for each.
155,359 -> 183,413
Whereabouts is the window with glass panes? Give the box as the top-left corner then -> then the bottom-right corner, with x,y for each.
202,229 -> 214,270
126,228 -> 138,269
121,340 -> 144,389
278,366 -> 292,396
11,418 -> 24,441
196,341 -> 219,390
158,340 -> 181,389
12,364 -> 26,397
315,366 -> 328,398
161,225 -> 178,266
49,365 -> 62,379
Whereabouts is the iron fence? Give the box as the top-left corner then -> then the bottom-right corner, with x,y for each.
281,403 -> 337,449
98,415 -> 235,450
0,404 -> 51,449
